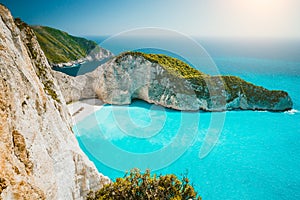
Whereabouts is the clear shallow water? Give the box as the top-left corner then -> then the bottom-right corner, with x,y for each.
73,37 -> 300,199
74,73 -> 300,200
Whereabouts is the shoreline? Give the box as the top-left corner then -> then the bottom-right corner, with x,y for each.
67,98 -> 104,125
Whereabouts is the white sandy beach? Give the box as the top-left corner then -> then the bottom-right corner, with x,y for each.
67,98 -> 104,125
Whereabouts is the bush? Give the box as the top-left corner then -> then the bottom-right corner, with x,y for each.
115,52 -> 207,79
88,168 -> 201,200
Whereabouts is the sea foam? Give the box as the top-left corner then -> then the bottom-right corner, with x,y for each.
285,109 -> 299,115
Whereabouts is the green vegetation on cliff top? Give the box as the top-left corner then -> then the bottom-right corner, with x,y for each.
32,26 -> 98,64
116,51 -> 207,79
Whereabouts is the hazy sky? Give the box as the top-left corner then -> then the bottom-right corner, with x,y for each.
2,0 -> 300,38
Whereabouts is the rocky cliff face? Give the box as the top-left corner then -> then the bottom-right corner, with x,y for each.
55,52 -> 292,112
92,53 -> 292,111
0,5 -> 109,200
53,70 -> 97,104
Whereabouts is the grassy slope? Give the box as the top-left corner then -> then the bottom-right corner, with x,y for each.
32,26 -> 98,64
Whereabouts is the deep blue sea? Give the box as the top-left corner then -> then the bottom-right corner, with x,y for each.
72,36 -> 300,200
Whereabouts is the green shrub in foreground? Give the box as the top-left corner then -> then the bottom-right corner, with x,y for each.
88,168 -> 201,200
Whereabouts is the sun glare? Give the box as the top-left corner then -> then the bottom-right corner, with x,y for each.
240,0 -> 287,12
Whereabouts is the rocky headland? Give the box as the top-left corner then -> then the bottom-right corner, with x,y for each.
55,52 -> 293,112
30,25 -> 113,68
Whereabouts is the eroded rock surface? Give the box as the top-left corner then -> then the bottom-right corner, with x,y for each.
0,5 -> 109,200
55,52 -> 292,112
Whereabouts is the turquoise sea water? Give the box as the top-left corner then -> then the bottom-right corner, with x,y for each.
73,38 -> 300,199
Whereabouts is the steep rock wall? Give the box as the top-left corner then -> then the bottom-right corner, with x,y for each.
0,5 -> 109,200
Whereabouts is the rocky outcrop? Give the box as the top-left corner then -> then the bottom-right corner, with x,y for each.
53,70 -> 97,103
54,52 -> 293,112
0,5 -> 109,200
92,53 -> 293,111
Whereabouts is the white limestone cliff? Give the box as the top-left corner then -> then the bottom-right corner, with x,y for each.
54,53 -> 292,112
0,5 -> 109,200
92,54 -> 293,111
